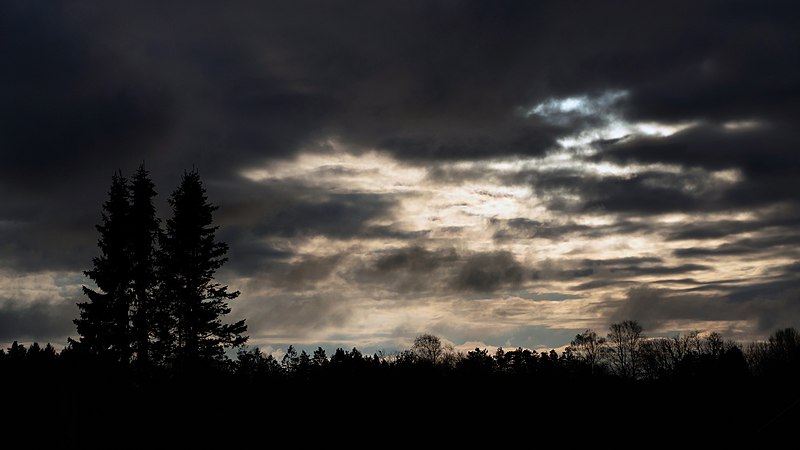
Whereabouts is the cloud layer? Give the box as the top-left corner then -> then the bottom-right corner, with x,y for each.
1,1 -> 798,351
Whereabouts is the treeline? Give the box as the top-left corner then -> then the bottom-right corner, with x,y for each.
237,323 -> 800,383
3,323 -> 799,383
3,324 -> 800,442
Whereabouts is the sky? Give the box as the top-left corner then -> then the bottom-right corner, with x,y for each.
2,1 -> 800,355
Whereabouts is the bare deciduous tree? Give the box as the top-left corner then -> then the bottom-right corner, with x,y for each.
607,320 -> 644,379
569,329 -> 606,375
412,334 -> 444,365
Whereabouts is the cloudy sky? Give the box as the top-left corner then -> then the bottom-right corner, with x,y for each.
2,1 -> 799,354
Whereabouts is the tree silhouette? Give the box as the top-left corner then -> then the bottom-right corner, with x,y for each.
236,347 -> 281,380
705,332 -> 725,358
458,348 -> 495,376
506,347 -> 538,376
282,345 -> 299,374
411,334 -> 443,365
749,327 -> 800,378
8,341 -> 27,362
297,350 -> 312,379
75,171 -> 132,363
312,347 -> 328,368
570,329 -> 606,375
607,320 -> 644,379
494,347 -> 507,373
128,164 -> 161,368
159,170 -> 247,367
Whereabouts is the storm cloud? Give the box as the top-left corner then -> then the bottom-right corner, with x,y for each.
0,298 -> 77,343
2,1 -> 799,350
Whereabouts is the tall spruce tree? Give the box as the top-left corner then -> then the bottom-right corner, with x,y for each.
75,171 -> 132,363
160,170 -> 247,366
128,164 -> 161,368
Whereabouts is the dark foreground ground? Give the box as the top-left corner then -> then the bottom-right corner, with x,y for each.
3,366 -> 798,447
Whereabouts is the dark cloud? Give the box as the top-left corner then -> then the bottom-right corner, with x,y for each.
232,253 -> 346,292
491,217 -> 657,242
596,124 -> 800,210
491,218 -> 544,241
253,192 -> 403,239
579,172 -> 715,214
0,214 -> 97,272
530,257 -> 710,285
0,2 -> 171,188
620,6 -> 800,125
656,210 -> 800,253
216,180 -> 408,239
424,166 -> 496,186
220,239 -> 294,277
610,263 -> 711,276
26,0 -> 797,174
780,262 -> 800,274
582,257 -> 664,266
240,292 -> 353,339
0,2 -> 173,272
711,267 -> 800,333
0,299 -> 77,343
666,219 -> 765,241
514,168 -> 732,216
607,287 -> 741,331
282,254 -> 345,288
348,247 -> 527,294
348,246 -> 458,293
666,214 -> 800,241
455,251 -> 524,293
510,291 -> 584,301
375,124 -> 563,161
65,0 -> 584,171
373,246 -> 457,273
214,180 -> 417,277
4,0 -> 799,176
525,256 -> 718,295
673,233 -> 800,259
606,272 -> 800,336
599,124 -> 799,173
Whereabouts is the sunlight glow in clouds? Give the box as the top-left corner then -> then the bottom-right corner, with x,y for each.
241,146 -> 428,194
556,117 -> 696,148
225,130 -> 794,353
722,120 -> 762,130
0,270 -> 80,304
529,90 -> 697,147
528,90 -> 628,119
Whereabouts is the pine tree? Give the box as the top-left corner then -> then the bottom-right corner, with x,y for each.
75,172 -> 132,363
128,164 -> 161,368
160,170 -> 247,367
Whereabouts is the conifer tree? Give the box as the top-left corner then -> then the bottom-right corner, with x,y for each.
75,172 -> 132,363
159,170 -> 247,366
129,164 -> 161,367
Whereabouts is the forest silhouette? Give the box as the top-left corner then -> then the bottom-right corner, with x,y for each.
2,167 -> 799,443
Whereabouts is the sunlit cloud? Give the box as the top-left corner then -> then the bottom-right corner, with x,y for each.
556,118 -> 697,147
528,90 -> 628,120
240,145 -> 428,194
722,120 -> 762,131
527,90 -> 697,148
0,269 -> 82,305
217,133 -> 799,352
